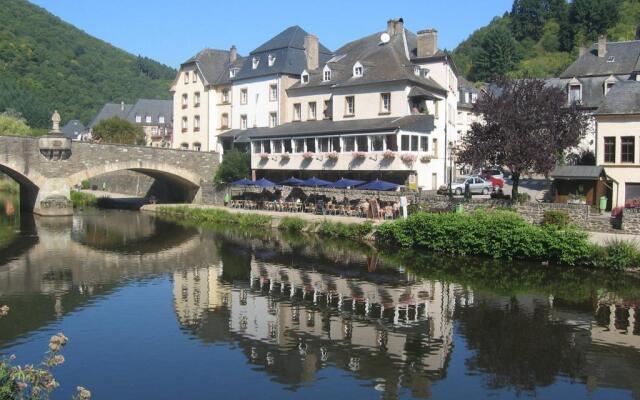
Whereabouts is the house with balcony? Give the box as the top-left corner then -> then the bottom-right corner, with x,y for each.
221,19 -> 459,190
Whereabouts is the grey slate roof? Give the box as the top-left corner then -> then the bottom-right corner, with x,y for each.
89,103 -> 132,128
287,28 -> 446,96
220,114 -> 435,140
547,75 -> 632,109
458,76 -> 479,109
235,26 -> 333,81
551,165 -> 605,180
596,80 -> 640,115
126,99 -> 173,125
560,41 -> 640,78
60,120 -> 85,139
181,48 -> 245,86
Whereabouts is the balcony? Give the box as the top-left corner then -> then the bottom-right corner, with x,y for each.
251,151 -> 435,171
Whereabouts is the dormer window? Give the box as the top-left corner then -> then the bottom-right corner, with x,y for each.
607,56 -> 615,63
414,65 -> 421,76
604,76 -> 617,95
569,82 -> 582,104
422,69 -> 429,78
301,70 -> 309,84
323,65 -> 332,82
268,54 -> 276,66
252,57 -> 259,69
229,68 -> 238,78
353,62 -> 363,78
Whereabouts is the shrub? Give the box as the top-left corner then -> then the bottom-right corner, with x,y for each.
542,210 -> 570,228
515,192 -> 531,204
70,191 -> 97,208
279,217 -> 306,232
591,240 -> 640,271
81,180 -> 90,190
375,210 -> 593,266
318,220 -> 373,239
157,207 -> 272,228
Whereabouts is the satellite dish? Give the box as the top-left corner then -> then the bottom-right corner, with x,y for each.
380,33 -> 390,44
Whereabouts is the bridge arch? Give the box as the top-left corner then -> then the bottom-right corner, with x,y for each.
0,158 -> 48,213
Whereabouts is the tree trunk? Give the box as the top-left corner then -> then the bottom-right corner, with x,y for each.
511,172 -> 520,204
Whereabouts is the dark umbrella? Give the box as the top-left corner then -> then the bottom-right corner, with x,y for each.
279,177 -> 305,186
301,177 -> 332,187
231,178 -> 255,186
329,178 -> 366,188
253,178 -> 277,188
357,179 -> 400,191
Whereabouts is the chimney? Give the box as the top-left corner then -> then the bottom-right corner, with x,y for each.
229,45 -> 237,63
120,101 -> 124,112
598,35 -> 607,58
304,34 -> 319,70
579,47 -> 587,57
387,18 -> 404,36
417,29 -> 438,58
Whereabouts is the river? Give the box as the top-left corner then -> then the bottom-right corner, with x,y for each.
0,193 -> 638,399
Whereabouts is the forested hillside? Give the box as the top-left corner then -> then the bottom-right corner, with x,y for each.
0,0 -> 176,128
453,0 -> 640,82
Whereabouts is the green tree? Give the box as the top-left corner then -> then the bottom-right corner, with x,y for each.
511,0 -> 549,40
472,25 -> 521,81
92,117 -> 144,145
215,149 -> 250,184
570,0 -> 623,43
0,111 -> 31,136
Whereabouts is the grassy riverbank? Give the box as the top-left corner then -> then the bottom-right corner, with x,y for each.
375,210 -> 640,270
70,191 -> 97,208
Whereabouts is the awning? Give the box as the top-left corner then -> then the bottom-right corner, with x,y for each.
408,86 -> 440,100
551,165 -> 605,180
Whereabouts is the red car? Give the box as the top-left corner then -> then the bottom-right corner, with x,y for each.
480,171 -> 504,189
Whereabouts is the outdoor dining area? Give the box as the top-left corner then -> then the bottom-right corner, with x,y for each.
227,176 -> 410,220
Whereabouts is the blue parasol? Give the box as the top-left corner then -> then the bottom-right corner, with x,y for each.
328,178 -> 366,189
279,177 -> 305,186
231,178 -> 255,186
357,179 -> 400,191
301,177 -> 332,187
253,178 -> 277,188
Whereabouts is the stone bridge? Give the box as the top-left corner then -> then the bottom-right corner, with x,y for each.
0,135 -> 220,215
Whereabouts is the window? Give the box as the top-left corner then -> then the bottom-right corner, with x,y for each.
222,89 -> 230,103
145,115 -> 152,124
262,140 -> 271,153
284,139 -> 292,153
194,115 -> 200,132
323,100 -> 332,119
252,141 -> 261,154
604,137 -> 616,163
184,72 -> 189,84
269,84 -> 277,101
323,67 -> 331,82
411,135 -> 419,151
380,93 -> 391,113
471,93 -> 477,103
269,112 -> 277,128
356,136 -> 368,152
182,94 -> 188,108
135,115 -> 142,123
569,84 -> 582,104
345,96 -> 355,116
159,116 -> 165,124
273,140 -> 283,154
181,117 -> 188,132
301,71 -> 309,84
268,54 -> 276,66
294,139 -> 305,153
193,72 -> 197,83
308,102 -> 317,120
344,137 -> 355,152
305,138 -> 316,152
370,136 -> 384,152
420,136 -> 429,152
414,65 -> 420,76
181,143 -> 189,150
221,113 -> 229,129
607,56 -> 615,63
293,103 -> 301,121
353,62 -> 363,77
433,138 -> 438,158
240,89 -> 248,104
151,127 -> 158,135
318,138 -> 330,152
252,57 -> 259,69
229,68 -> 238,78
240,115 -> 247,130
193,142 -> 201,151
331,137 -> 341,153
401,135 -> 410,151
621,136 -> 635,163
605,82 -> 615,95
194,92 -> 200,107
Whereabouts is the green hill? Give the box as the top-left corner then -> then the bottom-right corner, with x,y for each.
453,0 -> 640,82
0,0 -> 176,128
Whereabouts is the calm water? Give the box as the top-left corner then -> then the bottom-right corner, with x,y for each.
0,194 -> 639,399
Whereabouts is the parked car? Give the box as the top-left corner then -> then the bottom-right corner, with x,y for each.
480,170 -> 504,189
482,169 -> 504,180
438,176 -> 494,196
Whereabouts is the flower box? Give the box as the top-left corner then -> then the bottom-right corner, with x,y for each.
400,153 -> 417,164
303,152 -> 314,160
326,151 -> 339,160
382,150 -> 396,159
420,155 -> 433,163
352,151 -> 366,159
259,153 -> 269,160
281,152 -> 291,160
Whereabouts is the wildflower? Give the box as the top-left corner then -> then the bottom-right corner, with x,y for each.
77,386 -> 92,400
50,354 -> 65,366
43,378 -> 59,390
0,305 -> 9,316
16,382 -> 27,392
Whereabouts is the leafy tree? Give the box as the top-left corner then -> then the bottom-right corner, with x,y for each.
457,78 -> 589,200
569,0 -> 623,43
215,149 -> 251,184
472,25 -> 521,81
0,111 -> 31,136
511,0 -> 549,40
92,117 -> 144,145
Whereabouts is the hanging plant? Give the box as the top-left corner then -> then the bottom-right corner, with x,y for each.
400,153 -> 417,164
420,154 -> 434,163
327,151 -> 339,160
259,153 -> 269,160
303,152 -> 314,160
383,150 -> 396,159
352,151 -> 366,159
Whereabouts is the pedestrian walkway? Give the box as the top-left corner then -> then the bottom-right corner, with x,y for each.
589,231 -> 640,248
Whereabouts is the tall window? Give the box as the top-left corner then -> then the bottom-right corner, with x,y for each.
569,84 -> 582,104
221,113 -> 229,129
194,92 -> 201,107
268,54 -> 276,66
240,89 -> 248,104
184,72 -> 189,84
181,117 -> 188,132
193,142 -> 201,151
293,103 -> 301,121
222,89 -> 230,103
331,137 -> 341,152
135,115 -> 142,123
294,139 -> 305,153
240,115 -> 247,130
252,57 -> 259,69
345,96 -> 355,116
318,138 -> 330,152
182,94 -> 188,108
356,136 -> 368,152
192,72 -> 197,83
159,116 -> 165,124
269,84 -> 277,101
344,137 -> 355,152
273,140 -> 283,153
269,112 -> 277,128
604,137 -> 616,163
252,141 -> 261,154
145,115 -> 151,124
621,136 -> 635,163
323,69 -> 331,81
301,72 -> 309,84
193,115 -> 200,132
308,102 -> 317,120
305,138 -> 316,152
380,93 -> 391,113
323,100 -> 332,119
605,82 -> 615,95
370,136 -> 384,152
420,137 -> 429,152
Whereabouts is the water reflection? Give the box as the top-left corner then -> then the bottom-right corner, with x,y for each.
0,207 -> 638,399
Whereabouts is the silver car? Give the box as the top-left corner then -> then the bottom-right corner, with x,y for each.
439,176 -> 493,196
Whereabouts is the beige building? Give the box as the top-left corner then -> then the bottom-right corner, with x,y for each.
595,81 -> 640,207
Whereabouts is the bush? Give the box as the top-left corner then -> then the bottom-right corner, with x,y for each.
279,217 -> 306,232
591,240 -> 640,271
318,220 -> 373,239
375,210 -> 593,266
515,192 -> 531,204
81,180 -> 90,190
70,191 -> 97,208
542,210 -> 570,228
157,207 -> 272,228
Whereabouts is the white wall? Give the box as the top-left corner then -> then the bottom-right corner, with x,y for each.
232,76 -> 280,129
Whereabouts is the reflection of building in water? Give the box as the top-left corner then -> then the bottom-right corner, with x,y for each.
172,256 -> 461,397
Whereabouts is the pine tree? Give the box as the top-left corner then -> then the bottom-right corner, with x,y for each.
472,25 -> 521,81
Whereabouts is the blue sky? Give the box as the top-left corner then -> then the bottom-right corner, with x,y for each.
30,0 -> 513,68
